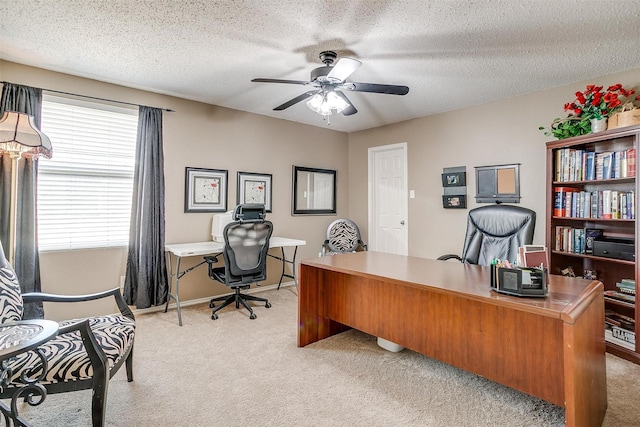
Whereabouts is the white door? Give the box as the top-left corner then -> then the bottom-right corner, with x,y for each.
312,173 -> 333,209
368,143 -> 408,255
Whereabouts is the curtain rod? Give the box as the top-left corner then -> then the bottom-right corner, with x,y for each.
0,81 -> 174,112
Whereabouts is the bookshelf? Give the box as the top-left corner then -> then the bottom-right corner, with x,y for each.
546,124 -> 640,364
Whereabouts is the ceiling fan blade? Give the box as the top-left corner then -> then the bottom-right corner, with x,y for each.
334,91 -> 358,116
252,78 -> 309,85
327,58 -> 362,82
273,91 -> 318,111
347,82 -> 409,95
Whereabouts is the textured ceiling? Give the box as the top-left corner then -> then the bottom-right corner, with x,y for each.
1,1 -> 640,133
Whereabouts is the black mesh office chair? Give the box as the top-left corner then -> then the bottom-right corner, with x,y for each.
204,204 -> 273,320
438,205 -> 536,266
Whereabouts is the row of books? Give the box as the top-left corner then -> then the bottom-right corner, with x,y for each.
604,290 -> 636,304
605,327 -> 636,351
554,147 -> 636,182
605,309 -> 635,330
616,279 -> 636,295
553,189 -> 635,219
554,227 -> 601,254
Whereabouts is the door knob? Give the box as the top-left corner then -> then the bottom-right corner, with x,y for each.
400,220 -> 405,225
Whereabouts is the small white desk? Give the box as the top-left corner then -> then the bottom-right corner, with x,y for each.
164,237 -> 306,325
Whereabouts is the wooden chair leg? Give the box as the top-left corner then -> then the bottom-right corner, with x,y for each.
126,346 -> 134,382
91,361 -> 109,427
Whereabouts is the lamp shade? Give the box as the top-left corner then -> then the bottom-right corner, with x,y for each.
306,90 -> 352,117
0,111 -> 52,159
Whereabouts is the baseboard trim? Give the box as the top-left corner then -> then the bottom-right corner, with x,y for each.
132,281 -> 297,316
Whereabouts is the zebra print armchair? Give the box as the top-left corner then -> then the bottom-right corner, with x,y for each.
321,218 -> 368,256
0,242 -> 135,427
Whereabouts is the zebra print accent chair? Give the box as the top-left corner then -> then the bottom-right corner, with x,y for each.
0,243 -> 135,427
321,218 -> 368,256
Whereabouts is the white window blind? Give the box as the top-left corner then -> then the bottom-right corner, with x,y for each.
38,94 -> 138,250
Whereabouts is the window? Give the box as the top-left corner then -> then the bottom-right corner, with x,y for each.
38,94 -> 138,250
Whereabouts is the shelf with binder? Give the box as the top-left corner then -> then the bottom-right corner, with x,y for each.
546,124 -> 640,364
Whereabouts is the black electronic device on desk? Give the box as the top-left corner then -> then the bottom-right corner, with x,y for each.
490,264 -> 548,298
593,237 -> 635,261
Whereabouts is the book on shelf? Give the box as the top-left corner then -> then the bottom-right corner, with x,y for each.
616,279 -> 636,295
605,309 -> 635,329
585,151 -> 596,180
628,147 -> 636,177
611,325 -> 636,345
604,290 -> 636,304
605,328 -> 636,351
602,190 -> 612,219
613,151 -> 622,178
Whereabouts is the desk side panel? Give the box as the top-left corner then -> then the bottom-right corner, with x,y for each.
298,264 -> 349,347
562,287 -> 607,427
323,269 -> 566,406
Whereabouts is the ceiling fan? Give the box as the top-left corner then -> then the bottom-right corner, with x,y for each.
251,51 -> 409,117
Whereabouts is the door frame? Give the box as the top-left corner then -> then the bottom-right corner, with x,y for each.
367,142 -> 408,254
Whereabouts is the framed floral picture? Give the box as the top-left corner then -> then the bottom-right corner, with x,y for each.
237,171 -> 272,212
185,167 -> 228,212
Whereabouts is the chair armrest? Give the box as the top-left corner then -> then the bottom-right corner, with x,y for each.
203,256 -> 219,264
22,288 -> 134,320
437,254 -> 463,262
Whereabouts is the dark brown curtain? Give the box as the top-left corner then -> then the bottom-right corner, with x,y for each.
124,106 -> 168,308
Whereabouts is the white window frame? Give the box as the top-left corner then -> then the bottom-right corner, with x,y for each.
38,93 -> 138,251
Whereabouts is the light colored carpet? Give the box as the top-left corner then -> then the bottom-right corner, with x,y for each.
12,287 -> 640,426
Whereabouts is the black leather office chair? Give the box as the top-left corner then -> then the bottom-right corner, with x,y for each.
321,218 -> 367,256
204,204 -> 273,320
438,205 -> 536,266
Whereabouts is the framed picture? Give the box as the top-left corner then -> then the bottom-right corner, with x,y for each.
442,195 -> 467,209
441,171 -> 466,187
184,167 -> 228,212
237,171 -> 272,212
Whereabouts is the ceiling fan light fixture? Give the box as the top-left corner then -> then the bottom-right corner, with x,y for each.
306,90 -> 350,116
327,91 -> 349,113
306,93 -> 324,113
319,100 -> 333,116
254,50 -> 408,117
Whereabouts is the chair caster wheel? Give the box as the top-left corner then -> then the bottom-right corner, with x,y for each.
209,302 -> 215,308
211,314 -> 219,320
265,302 -> 271,308
250,313 -> 257,320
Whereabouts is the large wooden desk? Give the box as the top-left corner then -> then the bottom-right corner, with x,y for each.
298,252 -> 607,427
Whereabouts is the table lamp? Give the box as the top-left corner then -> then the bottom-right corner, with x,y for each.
0,111 -> 52,265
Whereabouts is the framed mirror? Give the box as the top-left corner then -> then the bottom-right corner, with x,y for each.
292,166 -> 337,215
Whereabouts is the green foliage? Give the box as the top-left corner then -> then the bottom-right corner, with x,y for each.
538,116 -> 591,140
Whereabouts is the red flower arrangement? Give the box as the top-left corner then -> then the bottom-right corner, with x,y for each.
564,84 -> 638,120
